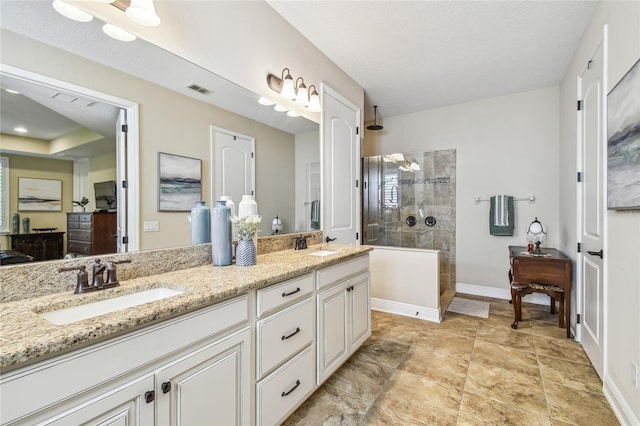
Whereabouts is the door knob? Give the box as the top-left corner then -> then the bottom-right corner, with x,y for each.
587,249 -> 603,259
325,236 -> 337,243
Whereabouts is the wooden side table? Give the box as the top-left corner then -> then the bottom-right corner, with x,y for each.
509,245 -> 572,338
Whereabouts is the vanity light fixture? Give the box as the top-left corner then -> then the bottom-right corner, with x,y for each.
307,85 -> 321,112
294,77 -> 309,106
258,96 -> 275,106
286,110 -> 300,117
274,104 -> 288,112
126,0 -> 161,27
267,68 -> 296,99
102,23 -> 136,41
52,0 -> 94,22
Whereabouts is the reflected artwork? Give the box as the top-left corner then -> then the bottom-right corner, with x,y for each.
158,152 -> 202,211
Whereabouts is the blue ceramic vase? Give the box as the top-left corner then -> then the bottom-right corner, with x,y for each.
211,200 -> 232,266
191,201 -> 210,244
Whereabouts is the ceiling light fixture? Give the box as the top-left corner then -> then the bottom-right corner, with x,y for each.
126,0 -> 161,27
366,105 -> 383,131
102,23 -> 136,41
294,77 -> 309,106
307,85 -> 321,112
52,0 -> 94,22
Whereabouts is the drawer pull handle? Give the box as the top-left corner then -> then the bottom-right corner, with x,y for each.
281,327 -> 301,340
281,380 -> 301,397
282,287 -> 301,297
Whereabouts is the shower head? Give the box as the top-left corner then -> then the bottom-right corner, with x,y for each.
366,105 -> 384,131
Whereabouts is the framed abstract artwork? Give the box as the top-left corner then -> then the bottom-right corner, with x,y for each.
607,58 -> 640,210
158,152 -> 202,211
18,177 -> 62,211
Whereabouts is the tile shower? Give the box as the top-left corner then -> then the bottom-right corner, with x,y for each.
362,149 -> 456,293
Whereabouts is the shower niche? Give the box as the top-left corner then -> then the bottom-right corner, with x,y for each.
362,149 -> 456,292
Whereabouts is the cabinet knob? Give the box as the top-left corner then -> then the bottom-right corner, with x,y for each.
161,381 -> 172,393
144,390 -> 155,403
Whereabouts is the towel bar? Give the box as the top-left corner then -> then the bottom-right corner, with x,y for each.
474,195 -> 535,204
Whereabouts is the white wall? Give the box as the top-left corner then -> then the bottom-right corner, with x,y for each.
364,87 -> 560,292
559,1 -> 640,423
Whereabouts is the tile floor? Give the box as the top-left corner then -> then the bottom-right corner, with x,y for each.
283,295 -> 619,425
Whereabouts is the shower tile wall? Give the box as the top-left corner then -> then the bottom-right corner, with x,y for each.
362,149 -> 456,293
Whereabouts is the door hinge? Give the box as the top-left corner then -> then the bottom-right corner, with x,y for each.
577,172 -> 582,182
251,152 -> 254,158
587,60 -> 592,70
122,180 -> 128,189
577,314 -> 581,324
356,126 -> 359,135
121,124 -> 128,132
363,181 -> 367,189
356,179 -> 359,188
577,242 -> 581,253
122,236 -> 129,245
356,232 -> 359,241
577,100 -> 583,111
251,190 -> 254,195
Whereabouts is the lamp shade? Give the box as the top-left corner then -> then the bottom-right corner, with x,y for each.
307,85 -> 321,112
126,0 -> 161,27
281,73 -> 296,99
294,77 -> 309,106
526,217 -> 547,243
103,23 -> 136,42
52,0 -> 93,22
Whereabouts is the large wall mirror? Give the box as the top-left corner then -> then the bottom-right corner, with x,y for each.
0,1 -> 320,264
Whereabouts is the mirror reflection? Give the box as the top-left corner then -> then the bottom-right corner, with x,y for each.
0,1 -> 320,265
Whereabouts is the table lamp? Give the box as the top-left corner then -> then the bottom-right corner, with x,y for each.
526,217 -> 547,254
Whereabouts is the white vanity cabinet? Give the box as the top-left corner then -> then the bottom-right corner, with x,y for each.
255,273 -> 315,426
0,296 -> 250,426
316,257 -> 371,384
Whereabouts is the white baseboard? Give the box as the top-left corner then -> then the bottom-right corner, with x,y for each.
604,373 -> 639,426
371,298 -> 440,323
456,282 -> 551,306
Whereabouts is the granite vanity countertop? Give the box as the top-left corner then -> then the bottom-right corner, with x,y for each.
0,245 -> 372,370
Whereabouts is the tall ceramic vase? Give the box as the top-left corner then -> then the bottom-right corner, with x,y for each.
211,200 -> 232,266
191,201 -> 210,244
235,239 -> 256,266
238,195 -> 258,218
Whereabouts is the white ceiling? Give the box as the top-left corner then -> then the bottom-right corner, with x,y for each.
267,1 -> 597,122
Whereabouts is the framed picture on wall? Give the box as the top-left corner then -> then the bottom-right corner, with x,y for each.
607,57 -> 640,210
18,177 -> 62,211
158,152 -> 202,211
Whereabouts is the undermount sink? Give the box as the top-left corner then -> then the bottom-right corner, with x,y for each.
308,250 -> 338,257
39,287 -> 184,325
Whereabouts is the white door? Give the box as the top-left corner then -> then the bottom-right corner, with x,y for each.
211,127 -> 255,207
305,162 -> 321,231
577,38 -> 605,378
116,109 -> 128,253
321,85 -> 360,245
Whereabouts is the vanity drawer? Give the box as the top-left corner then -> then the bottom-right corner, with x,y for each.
257,273 -> 313,317
68,229 -> 92,242
68,241 -> 92,255
256,298 -> 313,379
256,345 -> 314,426
316,254 -> 369,290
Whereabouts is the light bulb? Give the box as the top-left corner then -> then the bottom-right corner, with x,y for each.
258,96 -> 275,106
287,110 -> 300,117
281,73 -> 296,99
307,87 -> 321,112
274,104 -> 287,112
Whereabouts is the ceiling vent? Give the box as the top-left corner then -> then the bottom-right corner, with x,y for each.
185,83 -> 212,95
51,92 -> 95,107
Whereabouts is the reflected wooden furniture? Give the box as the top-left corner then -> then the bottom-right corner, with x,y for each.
508,245 -> 572,338
67,212 -> 117,256
10,232 -> 65,261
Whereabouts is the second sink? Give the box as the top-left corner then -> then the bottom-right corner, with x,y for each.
39,287 -> 184,325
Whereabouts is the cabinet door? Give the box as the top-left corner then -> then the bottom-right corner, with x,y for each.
38,373 -> 154,426
155,327 -> 250,426
349,273 -> 371,352
316,283 -> 348,384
